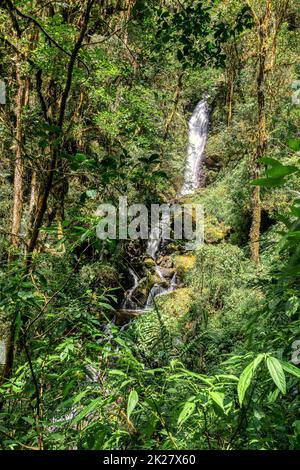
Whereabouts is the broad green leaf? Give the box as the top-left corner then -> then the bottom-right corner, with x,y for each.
177,401 -> 196,426
238,354 -> 264,406
251,177 -> 285,187
127,390 -> 139,419
252,157 -> 298,188
288,138 -> 300,151
98,302 -> 115,310
267,165 -> 298,178
259,156 -> 283,166
14,312 -> 22,342
48,432 -> 65,442
266,357 -> 286,394
62,380 -> 75,400
238,361 -> 254,406
281,361 -> 300,379
253,353 -> 265,369
153,170 -> 168,179
209,391 -> 225,411
259,157 -> 298,178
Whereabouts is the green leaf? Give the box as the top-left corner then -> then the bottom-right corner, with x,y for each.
266,357 -> 286,394
153,170 -> 168,179
238,354 -> 264,406
170,370 -> 213,385
269,165 -> 298,179
22,416 -> 35,425
215,374 -> 239,382
127,390 -> 139,420
209,391 -> 225,411
238,361 -> 254,406
72,397 -> 102,424
281,361 -> 300,379
62,380 -> 75,400
268,388 -> 279,404
14,312 -> 22,342
252,157 -> 298,188
259,156 -> 298,177
98,302 -> 115,311
259,156 -> 282,166
177,401 -> 196,426
251,177 -> 285,187
72,390 -> 88,404
48,432 -> 65,442
108,369 -> 126,377
253,353 -> 265,369
288,138 -> 300,151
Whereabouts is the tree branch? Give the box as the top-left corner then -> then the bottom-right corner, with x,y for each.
3,0 -> 89,74
58,0 -> 94,127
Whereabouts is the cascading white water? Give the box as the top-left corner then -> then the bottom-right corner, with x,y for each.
155,265 -> 166,282
180,97 -> 210,196
146,96 -> 209,262
122,96 -> 210,312
146,272 -> 177,309
146,211 -> 170,260
122,268 -> 139,309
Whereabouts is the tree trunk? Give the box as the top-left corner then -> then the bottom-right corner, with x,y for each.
10,65 -> 28,256
226,69 -> 234,127
29,170 -> 37,217
163,72 -> 183,141
123,0 -> 135,46
249,4 -> 270,263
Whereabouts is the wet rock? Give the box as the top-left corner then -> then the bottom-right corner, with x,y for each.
157,256 -> 173,268
164,243 -> 186,255
158,267 -> 176,279
206,155 -> 221,170
144,257 -> 156,268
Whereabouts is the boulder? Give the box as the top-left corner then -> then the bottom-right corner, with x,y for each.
144,257 -> 156,268
157,267 -> 176,279
157,256 -> 173,268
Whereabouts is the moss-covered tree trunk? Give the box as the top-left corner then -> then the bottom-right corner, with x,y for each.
248,1 -> 270,263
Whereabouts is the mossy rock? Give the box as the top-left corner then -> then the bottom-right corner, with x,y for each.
174,255 -> 196,280
157,256 -> 173,268
155,287 -> 193,318
134,278 -> 149,305
144,257 -> 156,268
164,242 -> 186,255
134,271 -> 161,304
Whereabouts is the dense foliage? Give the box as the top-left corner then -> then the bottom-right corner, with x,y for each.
0,0 -> 299,451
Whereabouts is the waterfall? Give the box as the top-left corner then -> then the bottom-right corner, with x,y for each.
121,96 -> 209,313
145,272 -> 177,309
146,211 -> 170,260
122,268 -> 139,309
180,97 -> 210,196
146,96 -> 209,261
